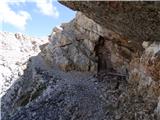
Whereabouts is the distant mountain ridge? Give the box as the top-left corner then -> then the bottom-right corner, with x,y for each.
0,31 -> 48,97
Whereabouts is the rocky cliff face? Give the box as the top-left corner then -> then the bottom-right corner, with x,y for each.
0,32 -> 47,97
41,12 -> 131,74
58,2 -> 160,119
41,12 -> 99,71
1,2 -> 160,120
45,2 -> 160,119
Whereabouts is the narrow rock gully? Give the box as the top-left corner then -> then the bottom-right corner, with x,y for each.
2,53 -> 156,120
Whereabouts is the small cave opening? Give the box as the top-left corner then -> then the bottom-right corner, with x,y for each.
95,36 -> 114,74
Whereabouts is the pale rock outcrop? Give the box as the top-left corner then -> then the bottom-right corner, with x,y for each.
41,12 -> 130,74
41,12 -> 100,71
0,32 -> 47,97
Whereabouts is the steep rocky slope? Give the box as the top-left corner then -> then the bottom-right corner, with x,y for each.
1,2 -> 160,120
0,32 -> 47,97
1,11 -> 160,120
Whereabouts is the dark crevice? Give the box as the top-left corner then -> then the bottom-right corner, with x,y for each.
95,36 -> 114,74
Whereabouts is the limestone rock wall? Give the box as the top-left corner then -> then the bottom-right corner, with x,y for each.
41,12 -> 99,71
41,12 -> 131,74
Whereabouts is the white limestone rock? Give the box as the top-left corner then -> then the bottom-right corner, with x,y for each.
0,32 -> 47,97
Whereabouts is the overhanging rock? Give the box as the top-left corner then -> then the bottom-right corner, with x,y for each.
59,1 -> 160,42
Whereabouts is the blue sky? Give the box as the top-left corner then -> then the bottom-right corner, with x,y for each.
0,0 -> 76,37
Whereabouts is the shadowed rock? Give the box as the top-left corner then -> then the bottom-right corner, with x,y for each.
59,1 -> 160,42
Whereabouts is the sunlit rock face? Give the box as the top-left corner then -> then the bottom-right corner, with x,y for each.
41,12 -> 99,71
0,32 -> 47,97
41,12 -> 133,74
